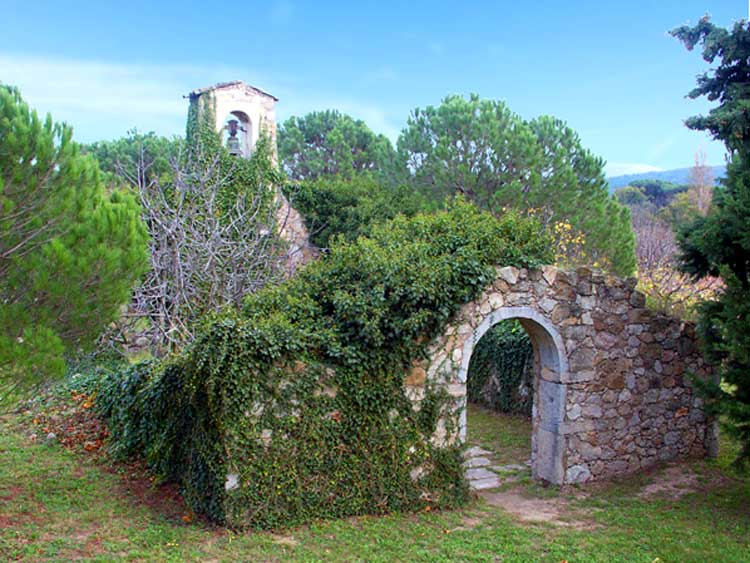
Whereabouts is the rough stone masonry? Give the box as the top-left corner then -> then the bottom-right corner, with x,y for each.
409,265 -> 717,485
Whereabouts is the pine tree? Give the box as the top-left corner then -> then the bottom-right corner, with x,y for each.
672,17 -> 750,466
397,95 -> 636,277
0,85 -> 149,402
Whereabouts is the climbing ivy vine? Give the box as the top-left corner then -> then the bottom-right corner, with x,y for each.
466,321 -> 534,415
95,201 -> 552,529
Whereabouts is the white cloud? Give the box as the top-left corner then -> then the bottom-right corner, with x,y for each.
0,52 -> 400,144
647,131 -> 682,161
604,162 -> 663,177
0,53 -> 262,141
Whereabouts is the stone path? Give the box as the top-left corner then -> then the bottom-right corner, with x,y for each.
463,446 -> 530,490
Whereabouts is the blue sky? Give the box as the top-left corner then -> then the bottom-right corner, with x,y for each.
0,0 -> 744,176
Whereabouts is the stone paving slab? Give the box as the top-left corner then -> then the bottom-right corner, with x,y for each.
463,456 -> 492,468
464,446 -> 492,458
470,476 -> 503,490
466,467 -> 497,481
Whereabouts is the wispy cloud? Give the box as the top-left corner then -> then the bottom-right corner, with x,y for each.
0,52 -> 400,143
647,130 -> 683,161
604,162 -> 663,178
0,53 -> 261,140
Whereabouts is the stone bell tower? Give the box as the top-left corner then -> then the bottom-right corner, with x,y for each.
186,81 -> 312,274
187,80 -> 279,158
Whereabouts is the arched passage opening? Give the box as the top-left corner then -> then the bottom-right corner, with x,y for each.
222,110 -> 252,157
459,307 -> 568,486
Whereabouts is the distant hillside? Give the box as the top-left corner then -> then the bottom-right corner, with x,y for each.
607,165 -> 726,192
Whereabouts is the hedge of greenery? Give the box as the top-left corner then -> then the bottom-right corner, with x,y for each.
284,174 -> 424,248
96,201 -> 552,529
466,321 -> 534,416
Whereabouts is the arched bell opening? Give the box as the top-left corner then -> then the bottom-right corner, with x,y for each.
222,111 -> 252,158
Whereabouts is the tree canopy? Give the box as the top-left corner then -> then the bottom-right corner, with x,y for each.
397,94 -> 636,277
82,129 -> 183,186
672,17 -> 750,467
278,110 -> 397,182
0,85 -> 149,402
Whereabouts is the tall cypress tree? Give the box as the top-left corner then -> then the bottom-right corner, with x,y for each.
672,17 -> 750,466
0,85 -> 149,402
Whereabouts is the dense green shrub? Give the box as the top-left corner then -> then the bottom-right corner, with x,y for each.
466,321 -> 533,416
285,174 -> 425,248
97,201 -> 552,528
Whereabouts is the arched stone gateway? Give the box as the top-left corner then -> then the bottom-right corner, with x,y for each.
409,265 -> 718,485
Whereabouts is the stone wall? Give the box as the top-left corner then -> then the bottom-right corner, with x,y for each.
277,193 -> 318,275
412,265 -> 717,485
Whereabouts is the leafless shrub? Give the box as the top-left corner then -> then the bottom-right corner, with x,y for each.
631,206 -> 720,319
110,145 -> 291,352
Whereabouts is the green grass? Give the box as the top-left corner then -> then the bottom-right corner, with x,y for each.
1,414 -> 749,562
465,402 -> 531,466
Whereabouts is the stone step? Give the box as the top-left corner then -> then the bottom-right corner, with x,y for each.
463,456 -> 492,468
470,476 -> 503,490
464,446 -> 493,458
466,467 -> 497,480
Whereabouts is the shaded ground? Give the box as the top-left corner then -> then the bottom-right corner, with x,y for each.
465,402 -> 532,466
464,402 -> 532,491
2,399 -> 750,562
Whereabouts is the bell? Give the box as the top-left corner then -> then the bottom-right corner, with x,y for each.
226,119 -> 242,156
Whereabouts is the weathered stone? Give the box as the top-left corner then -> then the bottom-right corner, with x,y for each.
541,265 -> 558,285
470,476 -> 503,490
567,402 -> 582,420
463,456 -> 492,468
497,266 -> 520,285
488,292 -> 504,308
565,464 -> 592,483
594,331 -> 618,349
466,467 -> 498,480
416,265 -> 715,487
629,291 -> 646,308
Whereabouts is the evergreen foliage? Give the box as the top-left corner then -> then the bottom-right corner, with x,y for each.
82,129 -> 184,186
96,202 -> 552,528
285,174 -> 424,248
672,17 -> 750,467
277,110 -> 398,183
0,85 -> 148,402
397,95 -> 636,277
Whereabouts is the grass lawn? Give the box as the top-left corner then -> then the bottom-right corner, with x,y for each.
1,407 -> 749,562
465,402 -> 532,467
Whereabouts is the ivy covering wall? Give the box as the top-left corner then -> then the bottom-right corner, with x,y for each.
96,201 -> 552,529
186,89 -> 282,212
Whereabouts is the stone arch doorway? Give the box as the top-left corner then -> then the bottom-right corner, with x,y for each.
416,266 -> 715,487
459,307 -> 568,484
